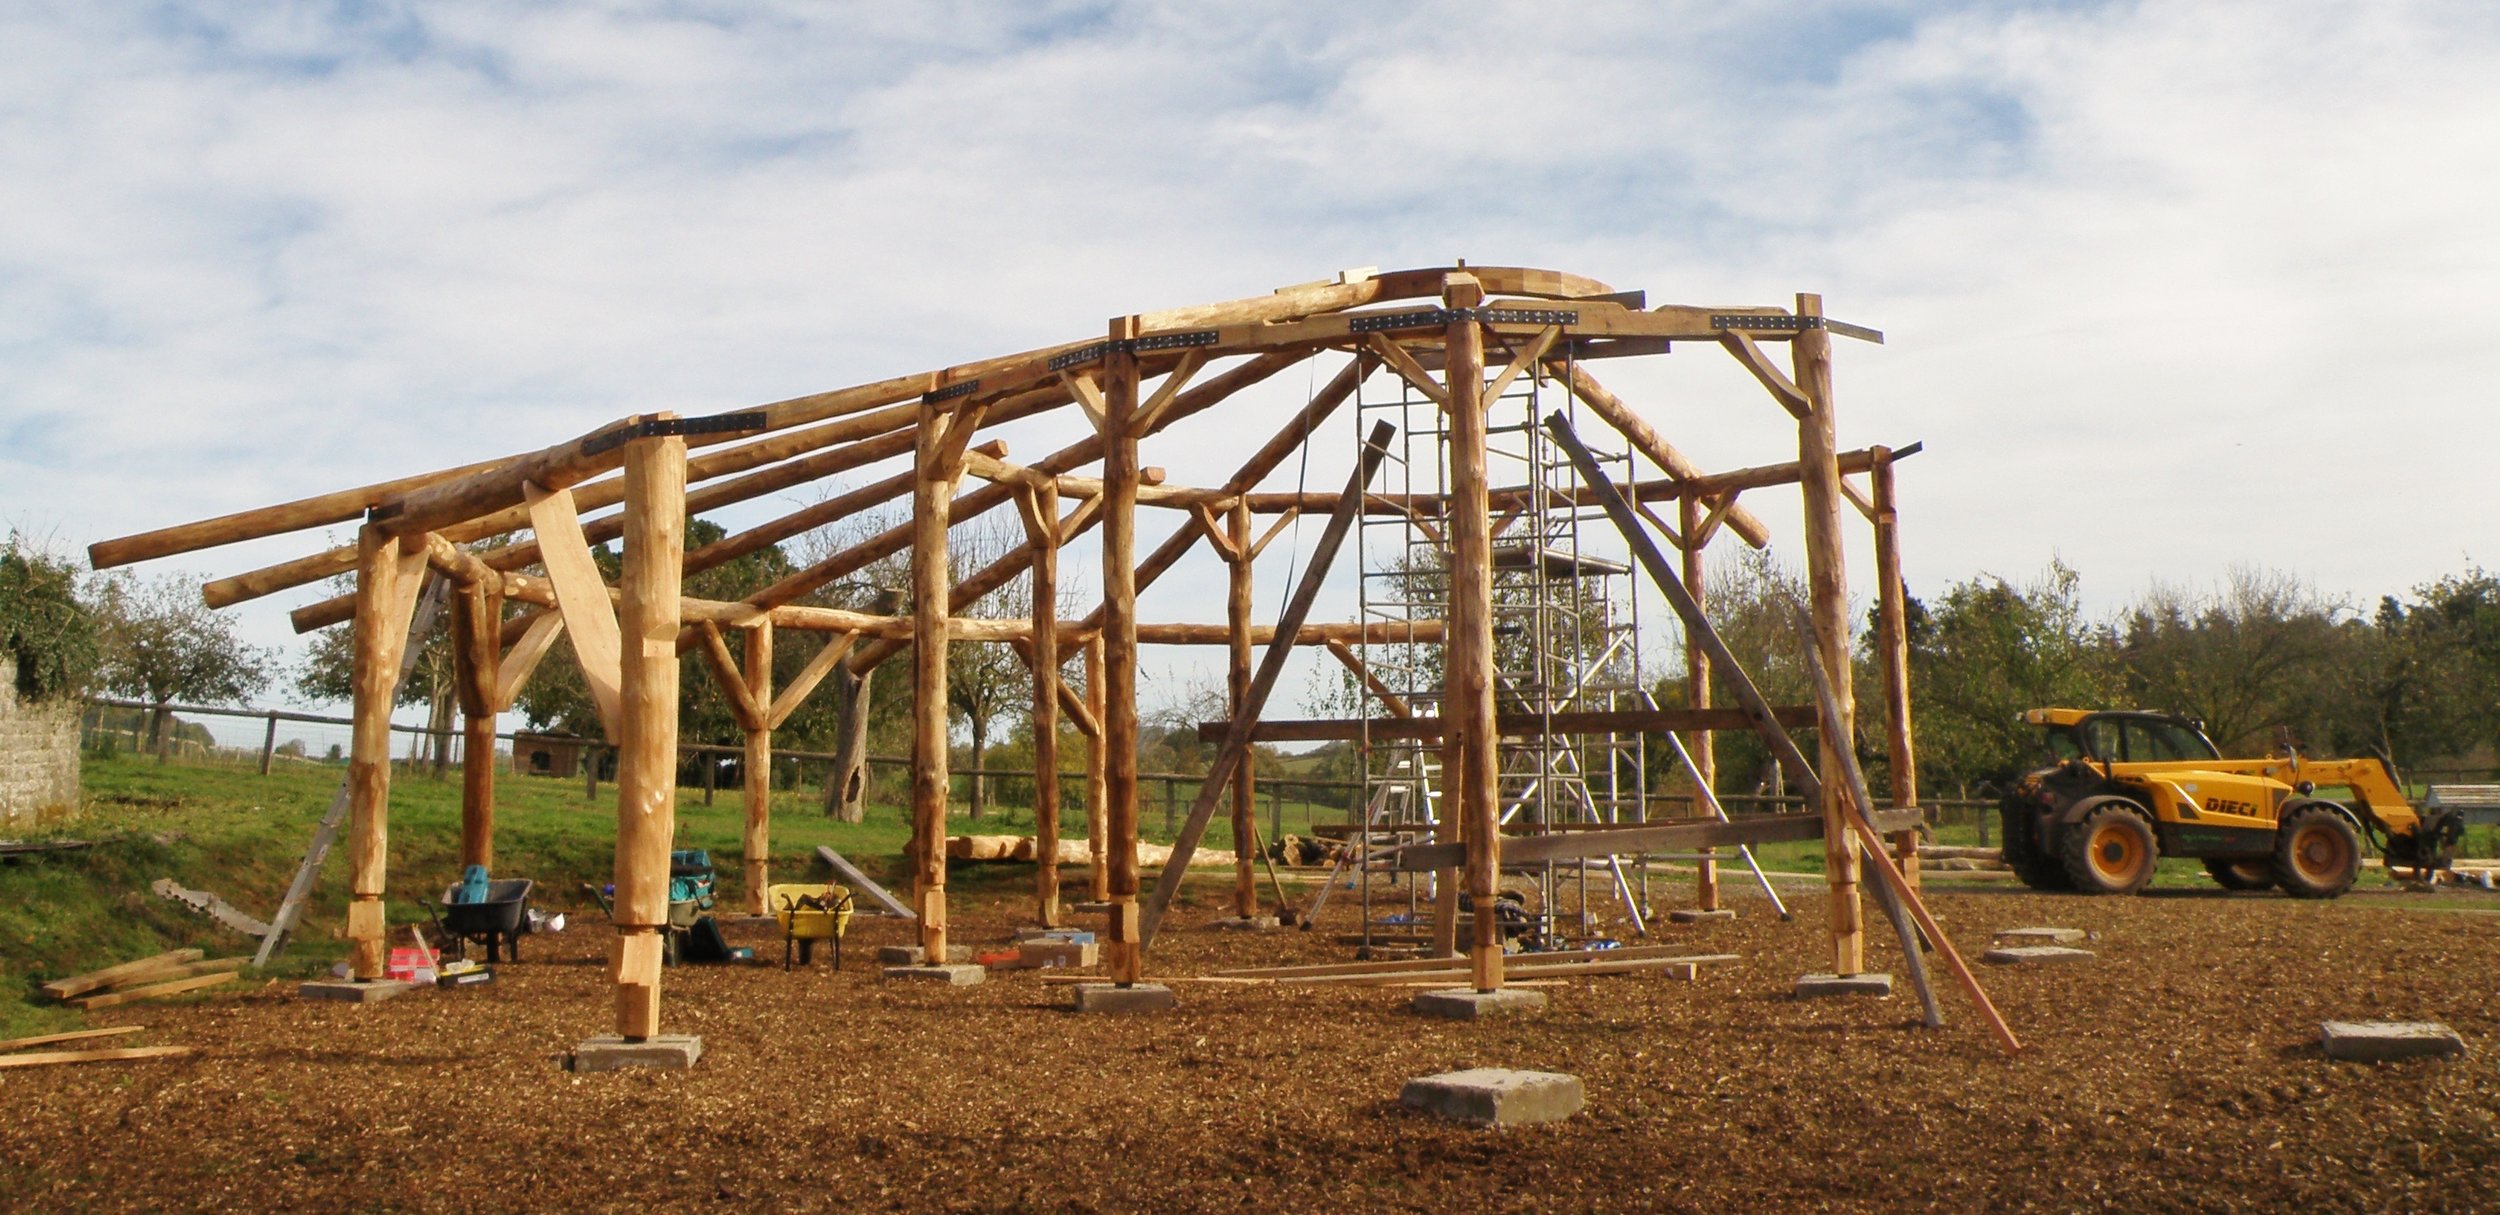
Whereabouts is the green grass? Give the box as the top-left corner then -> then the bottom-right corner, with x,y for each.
0,753 -> 1330,1037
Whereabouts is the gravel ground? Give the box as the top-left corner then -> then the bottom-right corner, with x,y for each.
3,878 -> 2495,1214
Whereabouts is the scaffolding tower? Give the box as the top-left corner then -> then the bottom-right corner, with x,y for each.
1342,350 -> 1649,948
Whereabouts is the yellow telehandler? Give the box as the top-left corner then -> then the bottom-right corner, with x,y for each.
1999,708 -> 2464,898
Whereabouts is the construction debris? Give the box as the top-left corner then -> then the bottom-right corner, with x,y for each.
0,1045 -> 193,1071
39,948 -> 204,1000
0,1025 -> 144,1052
68,968 -> 243,1010
151,878 -> 275,937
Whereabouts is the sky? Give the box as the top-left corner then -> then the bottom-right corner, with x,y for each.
5,0 -> 2498,732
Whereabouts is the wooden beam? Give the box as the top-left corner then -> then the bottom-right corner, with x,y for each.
1225,498 -> 1257,919
1791,293 -> 1862,977
742,621 -> 774,915
1442,274 -> 1502,993
1719,328 -> 1811,417
494,610 -> 564,712
345,524 -> 420,981
1548,360 -> 1773,548
90,457 -> 508,570
1396,809 -> 1923,871
0,1045 -> 194,1071
1139,418 -> 1396,947
1481,324 -> 1560,404
1870,447 -> 1920,894
1365,333 -> 1450,408
911,391 -> 960,962
524,483 -> 623,740
611,424 -> 687,1040
1101,316 -> 1146,983
37,949 -> 203,1000
1084,635 -> 1109,904
1030,481 -> 1064,929
695,621 -> 766,732
1059,370 -> 1108,433
1133,347 -> 1206,434
453,580 -> 501,872
767,631 -> 858,731
1322,638 -> 1412,719
1683,490 -> 1719,912
1194,705 -> 1815,743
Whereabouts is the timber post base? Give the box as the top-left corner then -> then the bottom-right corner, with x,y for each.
875,944 -> 970,965
569,1034 -> 702,1072
1794,972 -> 1894,999
1668,908 -> 1737,924
1070,982 -> 1177,1014
883,963 -> 986,986
1412,987 -> 1546,1021
1400,1069 -> 1584,1127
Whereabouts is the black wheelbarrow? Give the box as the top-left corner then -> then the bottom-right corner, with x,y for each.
422,878 -> 534,963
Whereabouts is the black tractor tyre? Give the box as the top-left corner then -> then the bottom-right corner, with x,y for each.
2060,802 -> 2160,895
2000,805 -> 2069,891
2203,858 -> 2276,891
2273,805 -> 2362,899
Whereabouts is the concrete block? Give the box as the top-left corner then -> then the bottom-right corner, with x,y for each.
1412,987 -> 1548,1020
1794,972 -> 1894,999
1019,940 -> 1099,968
1070,982 -> 1177,1013
1011,926 -> 1096,943
1983,945 -> 2095,965
1401,1069 -> 1583,1127
1993,926 -> 2087,946
2321,1021 -> 2466,1062
1357,945 -> 1424,962
876,944 -> 970,965
569,1034 -> 702,1072
1071,901 -> 1114,915
1668,908 -> 1736,924
297,979 -> 417,1005
882,963 -> 987,986
1207,915 -> 1281,932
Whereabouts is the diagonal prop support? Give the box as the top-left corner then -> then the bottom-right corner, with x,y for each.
1137,420 -> 1398,948
1544,411 -> 1977,1043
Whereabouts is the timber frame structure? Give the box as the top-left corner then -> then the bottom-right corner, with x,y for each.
93,263 -> 1933,1044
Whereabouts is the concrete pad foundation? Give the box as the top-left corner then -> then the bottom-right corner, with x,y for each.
1993,927 -> 2087,946
1983,945 -> 2096,965
1401,1069 -> 1584,1127
1070,982 -> 1177,1013
883,963 -> 987,986
1413,987 -> 1548,1020
297,979 -> 417,1005
2321,1021 -> 2466,1062
1669,908 -> 1737,924
1795,972 -> 1894,999
876,944 -> 971,965
1207,915 -> 1282,932
569,1034 -> 702,1072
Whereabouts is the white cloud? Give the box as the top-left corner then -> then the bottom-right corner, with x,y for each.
4,0 -> 2497,722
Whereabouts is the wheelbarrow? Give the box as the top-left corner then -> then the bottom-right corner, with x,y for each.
768,883 -> 853,970
580,881 -> 709,966
421,878 -> 534,963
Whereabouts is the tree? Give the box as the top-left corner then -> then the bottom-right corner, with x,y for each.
90,571 -> 273,757
1905,560 -> 2116,790
0,534 -> 97,703
2113,567 -> 2349,754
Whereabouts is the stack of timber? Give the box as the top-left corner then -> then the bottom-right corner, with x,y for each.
0,1025 -> 192,1071
944,834 -> 1234,868
38,949 -> 247,1010
1198,943 -> 1738,987
1916,845 -> 2010,872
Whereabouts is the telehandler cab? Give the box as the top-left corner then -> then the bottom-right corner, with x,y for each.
1999,708 -> 2464,898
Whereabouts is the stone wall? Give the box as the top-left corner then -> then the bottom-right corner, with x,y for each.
0,656 -> 81,828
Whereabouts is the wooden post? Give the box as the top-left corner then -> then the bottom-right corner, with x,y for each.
344,524 -> 415,981
1443,274 -> 1502,993
1084,635 -> 1109,904
1026,485 -> 1064,928
1681,493 -> 1718,911
743,621 -> 774,915
1870,448 -> 1919,895
258,712 -> 279,776
611,426 -> 686,1040
453,580 -> 501,871
911,393 -> 957,962
1225,500 -> 1258,917
1101,316 -> 1145,984
1792,293 -> 1862,975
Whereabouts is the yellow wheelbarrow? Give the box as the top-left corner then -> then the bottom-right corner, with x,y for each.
768,883 -> 854,970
